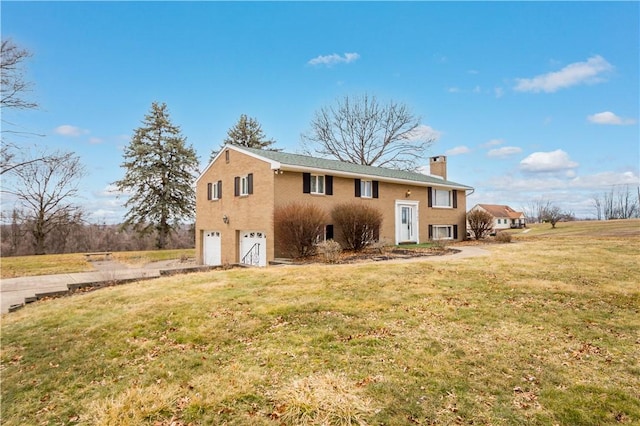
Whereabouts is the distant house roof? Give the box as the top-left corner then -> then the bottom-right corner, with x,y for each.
200,144 -> 473,190
476,204 -> 525,219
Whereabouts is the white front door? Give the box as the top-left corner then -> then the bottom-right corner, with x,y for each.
203,231 -> 221,266
240,231 -> 267,267
396,201 -> 419,244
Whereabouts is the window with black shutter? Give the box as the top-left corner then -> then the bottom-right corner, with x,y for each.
354,179 -> 361,197
303,173 -> 311,193
207,182 -> 212,200
325,175 -> 333,195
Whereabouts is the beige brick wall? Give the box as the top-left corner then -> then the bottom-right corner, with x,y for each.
195,148 -> 275,264
196,149 -> 469,264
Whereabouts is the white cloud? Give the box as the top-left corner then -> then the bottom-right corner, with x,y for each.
514,55 -> 613,93
494,87 -> 504,98
487,146 -> 522,158
445,146 -> 471,156
405,124 -> 441,142
54,124 -> 89,137
308,52 -> 360,66
520,149 -> 579,173
587,111 -> 636,125
89,137 -> 103,145
482,139 -> 503,148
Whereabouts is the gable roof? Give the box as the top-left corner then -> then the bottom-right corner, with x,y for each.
200,144 -> 473,190
476,204 -> 524,219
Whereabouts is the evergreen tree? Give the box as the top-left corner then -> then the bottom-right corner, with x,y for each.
210,114 -> 277,161
114,102 -> 199,249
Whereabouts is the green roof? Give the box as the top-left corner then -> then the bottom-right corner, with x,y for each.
237,145 -> 472,190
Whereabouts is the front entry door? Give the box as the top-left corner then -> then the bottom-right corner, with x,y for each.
396,201 -> 419,244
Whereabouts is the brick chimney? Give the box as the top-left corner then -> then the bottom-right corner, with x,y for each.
429,155 -> 447,180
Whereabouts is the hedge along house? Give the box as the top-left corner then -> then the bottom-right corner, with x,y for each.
195,144 -> 473,267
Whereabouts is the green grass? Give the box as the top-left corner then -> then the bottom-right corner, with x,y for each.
1,220 -> 639,425
0,249 -> 194,279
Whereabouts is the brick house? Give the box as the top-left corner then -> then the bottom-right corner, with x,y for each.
195,144 -> 473,266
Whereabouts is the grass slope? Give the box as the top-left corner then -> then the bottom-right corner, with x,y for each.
0,249 -> 195,279
1,221 -> 639,425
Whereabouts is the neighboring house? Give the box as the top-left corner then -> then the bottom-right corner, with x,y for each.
468,204 -> 526,232
195,144 -> 473,267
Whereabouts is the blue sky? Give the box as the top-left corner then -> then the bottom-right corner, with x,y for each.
2,1 -> 638,223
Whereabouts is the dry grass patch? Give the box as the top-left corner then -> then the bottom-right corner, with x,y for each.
271,372 -> 375,425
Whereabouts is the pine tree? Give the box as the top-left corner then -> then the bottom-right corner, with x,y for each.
114,102 -> 199,249
210,114 -> 277,161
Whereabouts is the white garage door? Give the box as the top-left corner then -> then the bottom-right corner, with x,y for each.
203,231 -> 221,266
240,231 -> 267,267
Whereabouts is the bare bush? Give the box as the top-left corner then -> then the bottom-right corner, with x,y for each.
494,232 -> 512,243
315,239 -> 342,263
332,202 -> 383,251
467,209 -> 494,240
274,203 -> 328,258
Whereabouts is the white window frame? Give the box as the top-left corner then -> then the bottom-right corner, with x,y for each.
240,175 -> 250,196
360,180 -> 373,198
432,188 -> 452,208
310,175 -> 325,194
212,182 -> 220,200
433,225 -> 454,240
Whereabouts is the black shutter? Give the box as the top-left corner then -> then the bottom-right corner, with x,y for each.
427,187 -> 433,207
452,190 -> 458,208
303,173 -> 311,193
325,175 -> 333,195
453,225 -> 458,239
355,179 -> 361,197
207,183 -> 212,200
326,224 -> 334,240
217,180 -> 222,199
372,181 -> 379,199
234,176 -> 240,196
247,173 -> 253,194
428,225 -> 433,239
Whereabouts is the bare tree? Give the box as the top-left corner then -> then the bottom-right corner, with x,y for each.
540,203 -> 570,229
1,39 -> 44,175
302,94 -> 435,171
3,150 -> 85,254
596,185 -> 639,220
1,39 -> 38,110
467,209 -> 494,240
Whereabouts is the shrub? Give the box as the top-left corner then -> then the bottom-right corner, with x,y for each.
494,231 -> 512,243
274,203 -> 328,258
331,202 -> 383,251
315,239 -> 342,263
467,209 -> 494,240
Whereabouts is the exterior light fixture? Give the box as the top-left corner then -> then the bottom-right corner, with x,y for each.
406,190 -> 411,197
223,215 -> 229,224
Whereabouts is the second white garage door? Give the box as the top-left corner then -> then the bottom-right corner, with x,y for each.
240,231 -> 266,267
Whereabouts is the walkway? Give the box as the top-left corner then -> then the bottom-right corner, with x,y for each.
1,246 -> 490,314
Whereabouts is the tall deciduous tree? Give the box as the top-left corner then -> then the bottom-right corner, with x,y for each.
302,94 -> 436,171
1,38 -> 45,175
210,114 -> 277,161
114,102 -> 199,249
3,150 -> 85,254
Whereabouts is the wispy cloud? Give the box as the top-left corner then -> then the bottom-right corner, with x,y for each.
308,52 -> 360,67
520,149 -> 579,173
514,55 -> 613,93
487,146 -> 522,158
445,146 -> 470,156
587,111 -> 636,125
405,124 -> 441,142
54,124 -> 89,137
482,139 -> 503,148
